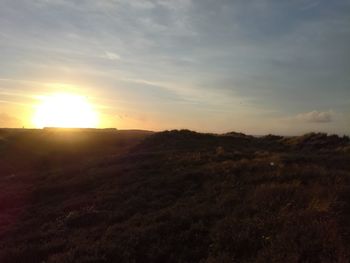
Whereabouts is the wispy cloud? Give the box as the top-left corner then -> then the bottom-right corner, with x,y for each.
0,0 -> 349,133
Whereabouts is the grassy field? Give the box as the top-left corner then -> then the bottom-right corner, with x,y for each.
0,129 -> 349,263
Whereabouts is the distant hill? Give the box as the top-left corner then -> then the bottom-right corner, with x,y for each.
283,132 -> 349,150
0,129 -> 349,262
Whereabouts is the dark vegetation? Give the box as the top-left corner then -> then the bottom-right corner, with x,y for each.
0,128 -> 349,263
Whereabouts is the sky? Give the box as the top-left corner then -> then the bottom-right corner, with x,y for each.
0,0 -> 349,135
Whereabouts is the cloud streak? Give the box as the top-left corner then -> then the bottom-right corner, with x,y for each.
0,0 -> 349,134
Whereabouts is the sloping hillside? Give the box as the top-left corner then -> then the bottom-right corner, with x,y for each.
0,129 -> 349,263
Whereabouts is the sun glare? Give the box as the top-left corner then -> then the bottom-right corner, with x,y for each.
33,93 -> 99,128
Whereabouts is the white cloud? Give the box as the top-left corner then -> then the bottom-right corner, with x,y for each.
295,110 -> 334,123
128,1 -> 156,9
105,51 -> 120,60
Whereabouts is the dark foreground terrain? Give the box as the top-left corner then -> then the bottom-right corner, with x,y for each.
0,128 -> 350,263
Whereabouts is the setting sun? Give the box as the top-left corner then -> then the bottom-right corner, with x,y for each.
33,93 -> 99,128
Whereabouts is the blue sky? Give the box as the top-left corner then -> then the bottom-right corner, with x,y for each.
0,0 -> 349,134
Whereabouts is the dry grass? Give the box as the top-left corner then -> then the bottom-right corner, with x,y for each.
0,129 -> 349,262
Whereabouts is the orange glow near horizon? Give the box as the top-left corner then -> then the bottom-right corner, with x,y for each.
33,93 -> 99,128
